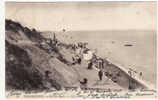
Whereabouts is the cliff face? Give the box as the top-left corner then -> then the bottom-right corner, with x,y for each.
5,19 -> 78,91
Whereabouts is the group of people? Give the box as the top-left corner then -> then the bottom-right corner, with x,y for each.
72,55 -> 82,65
79,69 -> 105,90
38,33 -> 59,52
70,42 -> 92,65
71,42 -> 88,51
79,56 -> 106,90
128,68 -> 143,79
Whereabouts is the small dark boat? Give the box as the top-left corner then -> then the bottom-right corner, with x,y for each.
111,41 -> 115,44
124,44 -> 133,47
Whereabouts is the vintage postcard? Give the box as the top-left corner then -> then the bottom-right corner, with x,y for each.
5,1 -> 157,99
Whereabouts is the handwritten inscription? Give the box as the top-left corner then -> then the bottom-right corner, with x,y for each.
6,88 -> 156,99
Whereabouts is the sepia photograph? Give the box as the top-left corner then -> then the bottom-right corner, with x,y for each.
5,1 -> 157,98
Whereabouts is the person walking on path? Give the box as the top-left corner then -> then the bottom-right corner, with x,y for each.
98,69 -> 103,81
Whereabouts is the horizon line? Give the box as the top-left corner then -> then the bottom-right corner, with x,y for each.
41,29 -> 156,33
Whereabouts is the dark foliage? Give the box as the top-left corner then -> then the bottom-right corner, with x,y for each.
5,19 -> 44,42
6,41 -> 45,90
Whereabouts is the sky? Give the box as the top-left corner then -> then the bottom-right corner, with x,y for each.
5,2 -> 156,31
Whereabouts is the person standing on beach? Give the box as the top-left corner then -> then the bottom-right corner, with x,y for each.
139,72 -> 143,79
